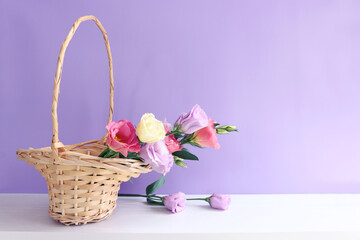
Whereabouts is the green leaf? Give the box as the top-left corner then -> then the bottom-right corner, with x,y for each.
104,149 -> 118,158
129,177 -> 133,184
127,151 -> 142,160
172,150 -> 199,160
118,151 -> 142,160
98,147 -> 109,157
146,175 -> 165,195
175,159 -> 188,168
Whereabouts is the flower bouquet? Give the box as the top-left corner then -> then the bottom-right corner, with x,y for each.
100,104 -> 237,213
16,15 -> 236,227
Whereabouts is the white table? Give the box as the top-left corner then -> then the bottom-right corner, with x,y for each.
0,194 -> 359,239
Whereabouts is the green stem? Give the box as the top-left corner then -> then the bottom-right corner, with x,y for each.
186,198 -> 207,201
166,130 -> 180,136
118,193 -> 163,199
147,200 -> 165,206
118,194 -> 148,198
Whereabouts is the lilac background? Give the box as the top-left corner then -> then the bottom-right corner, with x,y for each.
1,0 -> 360,194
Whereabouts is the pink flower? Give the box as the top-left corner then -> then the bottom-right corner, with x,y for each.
175,104 -> 208,134
209,194 -> 231,210
106,120 -> 140,157
140,140 -> 174,175
163,192 -> 186,213
164,125 -> 183,153
193,118 -> 220,149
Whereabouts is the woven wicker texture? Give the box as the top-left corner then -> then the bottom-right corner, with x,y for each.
16,15 -> 151,226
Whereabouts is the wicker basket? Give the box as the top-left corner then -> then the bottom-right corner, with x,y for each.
16,15 -> 152,226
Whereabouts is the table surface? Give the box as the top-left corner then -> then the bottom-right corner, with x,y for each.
0,194 -> 360,239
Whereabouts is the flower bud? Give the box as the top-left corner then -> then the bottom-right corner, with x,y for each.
216,128 -> 228,134
163,192 -> 186,213
225,126 -> 237,132
216,125 -> 238,134
209,194 -> 231,210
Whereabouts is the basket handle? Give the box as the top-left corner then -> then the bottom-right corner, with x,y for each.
51,15 -> 114,149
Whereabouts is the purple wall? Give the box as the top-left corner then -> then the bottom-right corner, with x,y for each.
1,0 -> 360,194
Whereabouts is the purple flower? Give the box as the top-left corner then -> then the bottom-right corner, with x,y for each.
209,194 -> 231,210
140,140 -> 174,175
163,192 -> 186,213
175,104 -> 208,134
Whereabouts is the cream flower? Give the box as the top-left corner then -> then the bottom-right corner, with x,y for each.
136,113 -> 166,143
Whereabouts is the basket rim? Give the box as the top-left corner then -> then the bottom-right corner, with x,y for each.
16,138 -> 152,173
